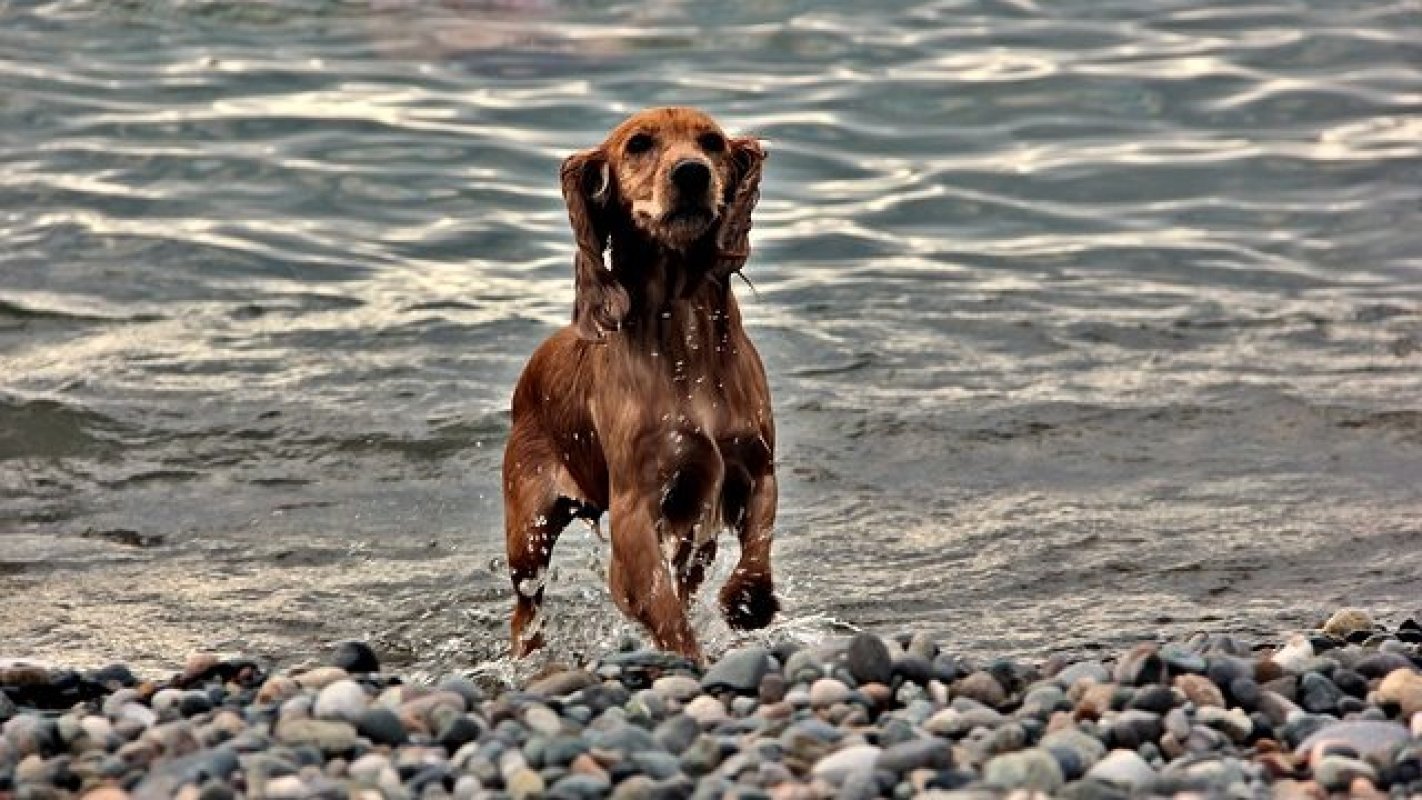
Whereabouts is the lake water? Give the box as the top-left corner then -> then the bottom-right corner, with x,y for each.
2,0 -> 1420,675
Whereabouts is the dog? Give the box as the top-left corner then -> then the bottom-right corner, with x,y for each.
502,107 -> 778,661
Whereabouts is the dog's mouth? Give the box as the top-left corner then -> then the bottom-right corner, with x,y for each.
664,204 -> 716,228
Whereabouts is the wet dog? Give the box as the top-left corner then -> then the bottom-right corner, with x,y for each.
502,107 -> 777,660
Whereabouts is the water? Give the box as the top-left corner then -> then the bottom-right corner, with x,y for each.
2,0 -> 1420,674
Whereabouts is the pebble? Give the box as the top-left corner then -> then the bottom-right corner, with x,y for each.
652,675 -> 701,703
1295,719 -> 1411,762
953,671 -> 1006,707
330,641 -> 380,674
984,747 -> 1064,792
293,667 -> 350,691
526,669 -> 598,698
1055,661 -> 1110,688
683,695 -> 728,727
1314,754 -> 1377,791
274,718 -> 358,754
876,738 -> 953,773
809,744 -> 880,784
1377,668 -> 1422,718
1114,644 -> 1167,686
1322,608 -> 1374,640
1271,634 -> 1315,673
1086,748 -> 1156,790
700,647 -> 772,695
313,679 -> 368,723
1174,674 -> 1224,707
808,678 -> 849,709
844,633 -> 894,686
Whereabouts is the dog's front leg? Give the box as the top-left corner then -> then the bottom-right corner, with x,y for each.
606,486 -> 703,662
721,468 -> 780,631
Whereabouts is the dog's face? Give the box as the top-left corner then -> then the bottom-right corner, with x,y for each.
561,107 -> 766,340
600,107 -> 735,249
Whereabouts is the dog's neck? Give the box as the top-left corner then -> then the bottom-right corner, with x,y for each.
606,228 -> 744,362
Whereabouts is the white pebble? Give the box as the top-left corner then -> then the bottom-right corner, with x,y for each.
1270,634 -> 1314,673
684,695 -> 728,727
314,679 -> 369,723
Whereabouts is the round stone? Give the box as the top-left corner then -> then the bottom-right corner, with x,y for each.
331,641 -> 380,674
984,748 -> 1065,793
355,707 -> 407,746
811,744 -> 881,784
1321,609 -> 1373,640
314,679 -> 368,723
651,675 -> 701,703
954,672 -> 1007,708
1087,748 -> 1156,790
700,647 -> 772,695
809,678 -> 850,709
683,695 -> 728,728
845,633 -> 894,686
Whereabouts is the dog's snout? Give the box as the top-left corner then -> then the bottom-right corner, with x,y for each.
671,159 -> 712,195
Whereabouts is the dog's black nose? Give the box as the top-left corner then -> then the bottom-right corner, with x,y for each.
671,160 -> 711,194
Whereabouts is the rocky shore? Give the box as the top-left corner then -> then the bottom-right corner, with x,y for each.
3,609 -> 1421,799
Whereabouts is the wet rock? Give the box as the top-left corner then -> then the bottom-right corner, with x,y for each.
292,667 -> 349,691
701,647 -> 771,695
1322,609 -> 1374,640
1295,720 -> 1410,763
274,718 -> 357,754
1160,645 -> 1206,675
808,678 -> 849,709
313,679 -> 368,723
1126,684 -> 1174,715
983,747 -> 1064,793
355,707 -> 407,746
526,669 -> 599,698
549,772 -> 612,799
1115,645 -> 1167,686
1174,674 -> 1224,708
1086,748 -> 1156,790
1299,672 -> 1343,714
845,633 -> 893,686
1314,755 -> 1376,791
953,672 -> 1006,708
1108,710 -> 1162,750
1377,668 -> 1422,718
650,675 -> 700,703
1055,661 -> 1110,688
875,738 -> 953,774
1040,727 -> 1106,771
438,714 -> 484,752
809,744 -> 880,784
331,641 -> 380,674
1354,652 -> 1413,679
507,767 -> 545,800
683,695 -> 727,728
1271,635 -> 1314,674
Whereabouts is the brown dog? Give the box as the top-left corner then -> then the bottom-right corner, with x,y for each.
502,107 -> 778,661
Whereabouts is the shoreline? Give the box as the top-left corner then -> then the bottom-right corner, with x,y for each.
1,609 -> 1419,799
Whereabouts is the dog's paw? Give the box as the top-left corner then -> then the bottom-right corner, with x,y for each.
720,573 -> 779,631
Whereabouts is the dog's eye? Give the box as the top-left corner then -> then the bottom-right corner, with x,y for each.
698,132 -> 726,153
626,133 -> 654,155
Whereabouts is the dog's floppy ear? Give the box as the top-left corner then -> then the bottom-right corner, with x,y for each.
561,147 -> 629,341
712,136 -> 766,280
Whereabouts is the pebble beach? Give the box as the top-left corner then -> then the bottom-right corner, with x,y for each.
3,609 -> 1421,799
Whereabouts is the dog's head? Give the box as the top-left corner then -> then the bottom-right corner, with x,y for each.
561,107 -> 765,340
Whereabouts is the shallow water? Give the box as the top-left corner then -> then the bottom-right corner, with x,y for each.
2,0 -> 1420,674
